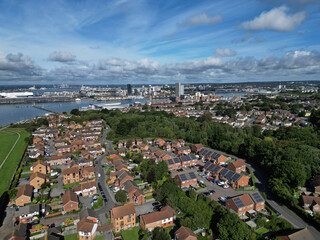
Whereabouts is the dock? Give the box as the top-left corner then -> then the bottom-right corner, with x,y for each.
32,105 -> 59,114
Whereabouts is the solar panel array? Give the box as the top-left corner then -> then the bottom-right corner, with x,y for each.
220,168 -> 229,177
189,172 -> 196,179
204,161 -> 213,169
167,159 -> 174,165
233,197 -> 244,208
251,192 -> 264,203
180,174 -> 187,181
226,170 -> 235,179
231,173 -> 242,182
180,155 -> 191,162
207,164 -> 215,171
190,154 -> 197,160
212,165 -> 222,174
173,157 -> 180,164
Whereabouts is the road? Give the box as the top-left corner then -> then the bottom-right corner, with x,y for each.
212,149 -> 320,239
94,122 -> 118,217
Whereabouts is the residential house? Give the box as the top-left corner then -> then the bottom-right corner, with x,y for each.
77,217 -> 98,240
71,139 -> 86,152
218,168 -> 249,189
249,192 -> 265,212
177,139 -> 185,147
74,180 -> 97,197
166,157 -> 181,170
30,160 -> 51,174
63,165 -> 80,184
15,204 -> 40,223
140,206 -> 175,231
226,194 -> 254,217
191,144 -> 203,153
117,170 -> 134,188
227,159 -> 246,173
179,155 -> 197,168
81,166 -> 95,180
301,195 -> 320,214
46,154 -> 71,166
175,226 -> 197,240
154,150 -> 171,162
16,184 -> 33,206
175,146 -> 191,155
154,138 -> 166,147
175,172 -> 198,189
8,223 -> 29,240
29,172 -> 47,190
275,228 -> 316,240
110,203 -> 136,232
123,180 -> 145,205
56,145 -> 71,155
62,190 -> 79,213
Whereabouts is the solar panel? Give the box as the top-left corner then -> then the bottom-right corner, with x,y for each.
189,172 -> 196,179
180,174 -> 187,181
213,165 -> 221,174
199,148 -> 205,155
168,159 -> 174,165
202,149 -> 208,156
208,164 -> 215,171
233,198 -> 244,208
190,154 -> 197,160
231,173 -> 241,181
252,192 -> 264,203
212,152 -> 218,158
173,157 -> 180,164
220,168 -> 228,176
226,171 -> 235,179
204,161 -> 212,169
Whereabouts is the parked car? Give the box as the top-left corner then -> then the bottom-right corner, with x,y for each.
209,190 -> 215,194
177,168 -> 183,172
199,180 -> 204,185
219,197 -> 227,202
223,184 -> 229,189
93,194 -> 99,200
217,181 -> 224,186
152,201 -> 161,206
207,177 -> 212,181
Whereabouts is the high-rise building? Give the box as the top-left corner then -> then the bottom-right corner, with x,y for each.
175,82 -> 184,97
127,84 -> 132,95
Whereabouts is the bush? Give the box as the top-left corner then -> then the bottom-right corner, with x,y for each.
115,190 -> 127,203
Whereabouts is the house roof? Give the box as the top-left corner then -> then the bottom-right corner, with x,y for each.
230,194 -> 254,209
141,206 -> 175,225
30,172 -> 47,182
301,195 -> 320,206
16,184 -> 33,198
77,217 -> 96,233
32,160 -> 48,168
15,204 -> 40,218
62,165 -> 79,175
175,226 -> 197,240
111,203 -> 135,219
82,166 -> 95,174
229,159 -> 246,169
62,190 -> 78,205
276,228 -> 316,240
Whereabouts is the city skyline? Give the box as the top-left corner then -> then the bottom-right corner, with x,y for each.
0,0 -> 319,85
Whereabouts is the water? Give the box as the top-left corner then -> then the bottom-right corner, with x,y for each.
0,99 -> 147,126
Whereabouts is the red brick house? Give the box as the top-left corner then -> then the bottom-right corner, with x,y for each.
226,194 -> 254,217
140,206 -> 175,231
191,144 -> 203,153
175,172 -> 198,189
81,166 -> 95,180
175,226 -> 197,240
57,145 -> 71,155
227,159 -> 246,173
301,195 -> 320,214
166,157 -> 181,170
249,192 -> 265,212
63,165 -> 80,184
179,154 -> 197,168
175,146 -> 191,155
62,190 -> 79,213
154,138 -> 166,147
154,150 -> 171,162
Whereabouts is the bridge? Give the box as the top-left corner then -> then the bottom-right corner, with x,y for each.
32,105 -> 59,114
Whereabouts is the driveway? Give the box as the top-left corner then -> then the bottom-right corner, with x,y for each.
135,201 -> 155,217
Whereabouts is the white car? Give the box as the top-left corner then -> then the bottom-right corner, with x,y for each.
223,184 -> 229,189
217,181 -> 224,186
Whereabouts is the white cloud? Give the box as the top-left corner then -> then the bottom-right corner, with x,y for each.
241,6 -> 305,32
182,13 -> 222,27
214,48 -> 237,57
48,51 -> 76,63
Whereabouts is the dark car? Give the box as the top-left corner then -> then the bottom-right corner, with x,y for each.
152,201 -> 160,206
177,168 -> 183,172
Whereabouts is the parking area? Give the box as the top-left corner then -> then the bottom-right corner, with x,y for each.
135,201 -> 156,217
171,165 -> 253,200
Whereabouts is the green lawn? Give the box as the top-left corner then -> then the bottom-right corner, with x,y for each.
64,233 -> 78,240
121,227 -> 140,240
0,128 -> 30,196
95,235 -> 105,240
255,227 -> 269,235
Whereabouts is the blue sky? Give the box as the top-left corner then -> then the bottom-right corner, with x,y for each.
0,0 -> 319,84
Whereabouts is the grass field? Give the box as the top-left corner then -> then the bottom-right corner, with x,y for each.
121,227 -> 140,240
0,128 -> 30,197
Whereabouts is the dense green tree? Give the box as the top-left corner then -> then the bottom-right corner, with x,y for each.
152,227 -> 170,240
115,190 -> 127,203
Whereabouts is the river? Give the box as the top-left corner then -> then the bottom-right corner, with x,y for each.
0,99 -> 147,127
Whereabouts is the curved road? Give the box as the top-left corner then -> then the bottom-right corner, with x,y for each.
214,149 -> 320,239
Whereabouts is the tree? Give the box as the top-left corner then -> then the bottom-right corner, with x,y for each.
152,227 -> 170,240
216,213 -> 254,240
115,190 -> 127,203
41,182 -> 50,189
70,108 -> 80,115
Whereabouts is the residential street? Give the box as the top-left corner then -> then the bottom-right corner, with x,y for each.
212,149 -> 320,239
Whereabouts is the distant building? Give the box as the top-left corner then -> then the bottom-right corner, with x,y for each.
127,84 -> 132,95
175,83 -> 184,97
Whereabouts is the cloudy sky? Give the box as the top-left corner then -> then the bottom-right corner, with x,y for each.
0,0 -> 319,85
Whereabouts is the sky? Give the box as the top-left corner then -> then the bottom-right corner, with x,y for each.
0,0 -> 319,85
